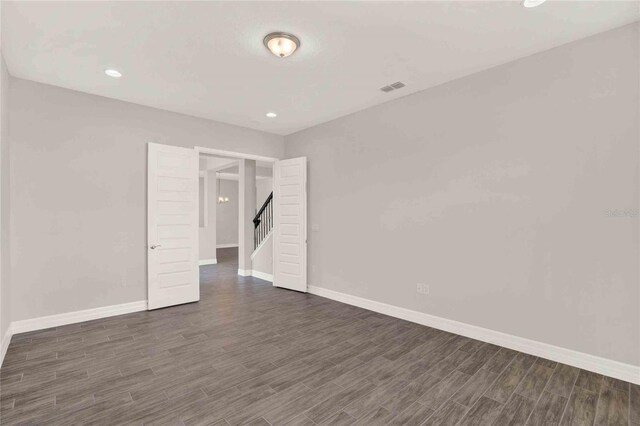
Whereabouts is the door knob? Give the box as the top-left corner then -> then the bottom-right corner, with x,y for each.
150,245 -> 162,249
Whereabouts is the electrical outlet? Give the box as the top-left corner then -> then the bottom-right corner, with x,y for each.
417,283 -> 430,295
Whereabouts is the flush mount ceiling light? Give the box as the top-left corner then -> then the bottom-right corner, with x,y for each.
104,69 -> 122,78
522,0 -> 547,8
266,112 -> 277,118
263,32 -> 300,58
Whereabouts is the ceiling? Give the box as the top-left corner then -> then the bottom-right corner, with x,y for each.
3,1 -> 638,135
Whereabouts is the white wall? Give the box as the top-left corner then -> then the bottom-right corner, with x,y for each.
1,56 -> 11,344
256,177 -> 273,208
285,24 -> 640,367
253,176 -> 273,276
216,179 -> 239,246
238,160 -> 257,272
252,233 -> 273,277
199,170 -> 217,262
9,78 -> 284,321
199,176 -> 205,227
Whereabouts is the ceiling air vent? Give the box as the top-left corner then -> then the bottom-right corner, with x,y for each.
380,81 -> 406,93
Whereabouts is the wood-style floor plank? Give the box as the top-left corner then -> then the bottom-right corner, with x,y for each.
494,393 -> 536,425
595,384 -> 630,426
630,383 -> 640,425
418,370 -> 471,410
547,364 -> 580,398
421,400 -> 469,425
386,401 -> 434,426
515,363 -> 555,401
452,367 -> 499,407
576,370 -> 604,393
458,396 -> 503,425
527,391 -> 568,425
484,352 -> 537,404
561,386 -> 599,426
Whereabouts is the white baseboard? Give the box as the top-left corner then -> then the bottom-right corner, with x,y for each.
251,270 -> 273,282
11,300 -> 148,335
1,324 -> 13,367
238,269 -> 252,277
239,269 -> 273,282
308,285 -> 640,385
199,258 -> 217,266
217,243 -> 238,249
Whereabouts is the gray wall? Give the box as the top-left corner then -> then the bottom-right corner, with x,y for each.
199,170 -> 217,261
1,56 -> 10,341
285,24 -> 640,366
252,233 -> 273,277
199,177 -> 205,227
253,177 -> 273,276
9,78 -> 283,321
256,177 -> 273,208
238,160 -> 256,272
216,179 -> 239,246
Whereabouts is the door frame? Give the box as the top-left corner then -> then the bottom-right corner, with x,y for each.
194,146 -> 279,282
195,147 -> 278,164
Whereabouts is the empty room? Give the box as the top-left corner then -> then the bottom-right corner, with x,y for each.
0,1 -> 638,425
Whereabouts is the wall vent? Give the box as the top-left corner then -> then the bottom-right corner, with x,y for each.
380,81 -> 406,93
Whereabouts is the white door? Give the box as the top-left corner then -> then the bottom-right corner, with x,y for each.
273,157 -> 307,292
147,143 -> 199,310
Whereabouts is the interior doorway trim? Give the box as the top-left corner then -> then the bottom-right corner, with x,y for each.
195,146 -> 279,281
195,147 -> 278,163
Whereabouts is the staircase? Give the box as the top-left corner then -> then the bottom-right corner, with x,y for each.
253,192 -> 273,250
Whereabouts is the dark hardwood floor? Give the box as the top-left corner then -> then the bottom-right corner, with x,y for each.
1,248 -> 638,425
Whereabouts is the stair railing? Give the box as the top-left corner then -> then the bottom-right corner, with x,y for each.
253,192 -> 273,250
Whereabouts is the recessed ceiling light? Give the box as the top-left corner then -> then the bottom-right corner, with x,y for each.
522,0 -> 547,8
263,32 -> 300,58
266,112 -> 277,118
104,69 -> 122,78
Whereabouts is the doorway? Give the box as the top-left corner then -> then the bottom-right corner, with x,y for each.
197,155 -> 241,267
198,154 -> 276,274
147,143 -> 307,310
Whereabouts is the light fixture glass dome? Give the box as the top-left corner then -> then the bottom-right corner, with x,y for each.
522,0 -> 547,8
104,69 -> 122,78
263,32 -> 300,58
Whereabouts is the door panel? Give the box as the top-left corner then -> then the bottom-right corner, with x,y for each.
147,143 -> 199,310
273,157 -> 307,292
